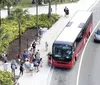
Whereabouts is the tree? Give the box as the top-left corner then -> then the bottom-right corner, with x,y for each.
48,0 -> 52,18
10,8 -> 29,55
1,0 -> 14,16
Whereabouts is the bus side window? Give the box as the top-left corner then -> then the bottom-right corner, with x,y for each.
76,32 -> 83,42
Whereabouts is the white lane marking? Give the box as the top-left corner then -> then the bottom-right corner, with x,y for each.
87,0 -> 99,11
47,67 -> 54,85
47,1 -> 100,85
76,0 -> 100,85
76,21 -> 100,85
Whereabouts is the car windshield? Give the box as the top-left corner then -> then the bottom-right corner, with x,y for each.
96,29 -> 100,35
53,44 -> 72,59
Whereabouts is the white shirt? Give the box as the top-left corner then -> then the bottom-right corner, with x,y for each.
4,63 -> 8,71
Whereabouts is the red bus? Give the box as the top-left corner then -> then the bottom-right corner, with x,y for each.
52,10 -> 93,68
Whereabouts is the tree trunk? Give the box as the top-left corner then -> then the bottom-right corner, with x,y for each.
0,9 -> 1,27
18,21 -> 21,55
7,6 -> 10,16
44,0 -> 47,4
36,0 -> 39,36
48,0 -> 51,18
38,0 -> 42,5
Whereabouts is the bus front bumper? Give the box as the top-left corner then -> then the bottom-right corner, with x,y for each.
52,61 -> 73,69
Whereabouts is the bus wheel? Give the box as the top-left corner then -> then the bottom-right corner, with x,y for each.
88,32 -> 90,38
86,38 -> 88,42
75,57 -> 77,61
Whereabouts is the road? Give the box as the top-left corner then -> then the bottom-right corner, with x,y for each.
78,0 -> 100,85
50,1 -> 100,85
1,0 -> 99,85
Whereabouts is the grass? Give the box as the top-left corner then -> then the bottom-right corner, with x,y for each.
15,0 -> 34,8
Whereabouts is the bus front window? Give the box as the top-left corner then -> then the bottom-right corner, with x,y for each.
53,44 -> 72,61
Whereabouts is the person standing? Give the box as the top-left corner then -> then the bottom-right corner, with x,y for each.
33,58 -> 39,72
64,6 -> 69,16
39,58 -> 43,67
28,48 -> 33,63
3,61 -> 8,71
37,34 -> 41,44
23,50 -> 28,61
19,63 -> 24,76
11,60 -> 17,73
1,52 -> 8,63
32,40 -> 36,53
35,49 -> 40,62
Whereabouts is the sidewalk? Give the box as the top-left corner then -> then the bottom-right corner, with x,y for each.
1,0 -> 98,18
17,0 -> 98,85
0,0 -> 98,85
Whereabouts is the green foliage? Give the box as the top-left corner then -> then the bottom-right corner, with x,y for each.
0,13 -> 59,55
0,0 -> 14,7
0,70 -> 14,85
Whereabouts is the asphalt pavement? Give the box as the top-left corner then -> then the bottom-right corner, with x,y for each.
0,0 -> 98,85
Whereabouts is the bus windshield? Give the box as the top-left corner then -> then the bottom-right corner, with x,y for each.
53,44 -> 72,61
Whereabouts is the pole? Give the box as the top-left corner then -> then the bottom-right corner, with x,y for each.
0,7 -> 1,27
36,0 -> 39,37
27,39 -> 28,53
18,21 -> 21,56
48,0 -> 51,18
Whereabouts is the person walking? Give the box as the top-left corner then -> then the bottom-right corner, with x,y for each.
32,40 -> 36,53
37,34 -> 41,44
45,42 -> 48,51
19,63 -> 24,76
64,6 -> 69,16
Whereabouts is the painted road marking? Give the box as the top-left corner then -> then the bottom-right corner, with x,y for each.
76,0 -> 100,85
47,1 -> 100,85
76,21 -> 100,85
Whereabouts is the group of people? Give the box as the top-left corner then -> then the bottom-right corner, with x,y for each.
19,50 -> 42,76
1,39 -> 49,76
16,40 -> 43,75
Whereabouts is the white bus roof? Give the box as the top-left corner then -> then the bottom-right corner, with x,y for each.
55,10 -> 92,46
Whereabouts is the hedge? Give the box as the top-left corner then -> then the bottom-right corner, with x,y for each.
0,14 -> 59,55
